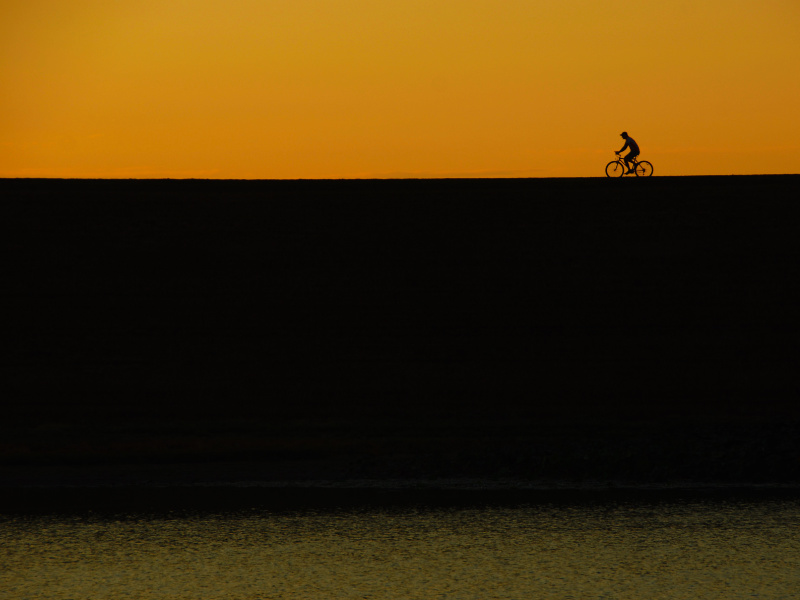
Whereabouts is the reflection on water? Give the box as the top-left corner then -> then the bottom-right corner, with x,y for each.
2,499 -> 799,599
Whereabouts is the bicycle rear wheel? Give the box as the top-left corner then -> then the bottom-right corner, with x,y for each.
605,161 -> 624,177
634,161 -> 653,177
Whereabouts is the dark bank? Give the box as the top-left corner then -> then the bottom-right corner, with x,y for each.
2,176 -> 799,495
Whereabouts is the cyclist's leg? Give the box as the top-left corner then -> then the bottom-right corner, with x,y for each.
625,151 -> 639,172
623,151 -> 633,171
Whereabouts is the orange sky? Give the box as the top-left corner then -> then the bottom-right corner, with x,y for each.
2,0 -> 799,178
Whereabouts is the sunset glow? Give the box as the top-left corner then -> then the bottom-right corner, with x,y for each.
2,0 -> 799,178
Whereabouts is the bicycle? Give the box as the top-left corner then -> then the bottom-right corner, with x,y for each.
605,153 -> 653,177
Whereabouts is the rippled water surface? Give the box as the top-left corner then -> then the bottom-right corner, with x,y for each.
2,497 -> 799,599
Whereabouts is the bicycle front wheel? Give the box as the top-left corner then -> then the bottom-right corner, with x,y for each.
605,161 -> 624,177
634,161 -> 653,177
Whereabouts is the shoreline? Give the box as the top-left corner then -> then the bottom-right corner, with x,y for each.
3,478 -> 799,516
6,476 -> 800,491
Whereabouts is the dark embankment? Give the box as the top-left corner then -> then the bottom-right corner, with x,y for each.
2,176 -> 799,492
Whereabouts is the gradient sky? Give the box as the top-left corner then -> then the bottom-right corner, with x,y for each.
2,0 -> 799,178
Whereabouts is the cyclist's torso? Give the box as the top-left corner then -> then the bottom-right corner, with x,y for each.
624,137 -> 640,154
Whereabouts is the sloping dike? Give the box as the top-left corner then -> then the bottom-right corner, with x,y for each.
2,176 -> 799,501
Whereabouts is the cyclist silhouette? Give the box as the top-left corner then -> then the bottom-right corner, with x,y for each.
616,132 -> 640,174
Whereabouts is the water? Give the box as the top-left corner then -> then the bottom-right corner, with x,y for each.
2,496 -> 799,599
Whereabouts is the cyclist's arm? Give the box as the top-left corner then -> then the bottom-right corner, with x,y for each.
617,141 -> 629,153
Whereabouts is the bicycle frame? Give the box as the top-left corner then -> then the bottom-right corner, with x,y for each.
616,154 -> 640,168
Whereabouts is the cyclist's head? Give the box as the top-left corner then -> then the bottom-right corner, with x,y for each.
620,131 -> 628,138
